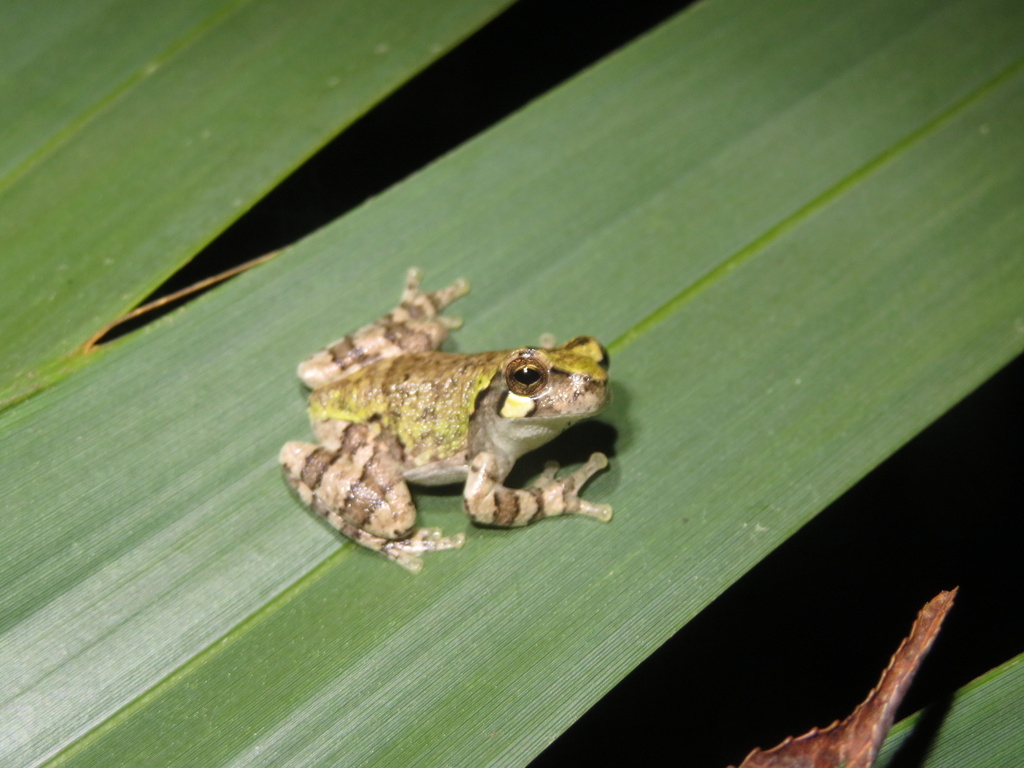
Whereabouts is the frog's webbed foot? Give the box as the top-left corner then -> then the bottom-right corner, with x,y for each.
381,528 -> 466,573
463,451 -> 613,527
395,267 -> 469,330
327,523 -> 463,574
323,520 -> 463,574
530,454 -> 613,522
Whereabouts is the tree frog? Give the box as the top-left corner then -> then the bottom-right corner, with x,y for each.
280,268 -> 612,572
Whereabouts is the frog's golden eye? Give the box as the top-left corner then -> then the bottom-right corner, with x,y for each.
505,358 -> 547,397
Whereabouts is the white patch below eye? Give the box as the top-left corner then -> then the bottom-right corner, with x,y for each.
500,393 -> 535,418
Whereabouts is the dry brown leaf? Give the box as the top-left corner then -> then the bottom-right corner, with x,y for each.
731,588 -> 957,768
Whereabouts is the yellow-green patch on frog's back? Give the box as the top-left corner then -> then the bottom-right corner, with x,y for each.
308,351 -> 503,465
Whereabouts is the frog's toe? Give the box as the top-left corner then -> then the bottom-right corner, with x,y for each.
379,532 -> 463,572
376,530 -> 465,573
551,453 -> 608,494
408,528 -> 466,552
383,528 -> 465,561
428,277 -> 470,313
538,460 -> 561,482
583,452 -> 609,474
382,548 -> 424,574
439,314 -> 463,330
578,501 -> 613,523
401,267 -> 424,301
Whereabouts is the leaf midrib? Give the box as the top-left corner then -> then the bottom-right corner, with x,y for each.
612,51 -> 1024,355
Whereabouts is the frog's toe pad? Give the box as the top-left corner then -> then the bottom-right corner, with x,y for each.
408,527 -> 466,552
381,529 -> 465,572
381,534 -> 463,573
580,502 -> 613,523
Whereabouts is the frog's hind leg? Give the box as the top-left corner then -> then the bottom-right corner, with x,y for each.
297,268 -> 469,389
279,435 -> 464,572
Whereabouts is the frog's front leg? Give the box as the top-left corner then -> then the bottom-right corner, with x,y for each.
279,426 -> 464,572
462,451 -> 613,527
298,268 -> 469,389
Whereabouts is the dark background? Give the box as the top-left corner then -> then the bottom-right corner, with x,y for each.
117,2 -> 1023,765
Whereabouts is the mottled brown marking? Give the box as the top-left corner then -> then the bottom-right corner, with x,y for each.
328,338 -> 354,363
528,490 -> 546,524
339,424 -> 364,454
301,447 -> 335,490
341,456 -> 374,525
494,491 -> 519,526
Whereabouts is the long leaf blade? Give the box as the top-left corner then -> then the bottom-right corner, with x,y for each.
878,654 -> 1024,768
0,0 -> 512,403
0,0 -> 1020,765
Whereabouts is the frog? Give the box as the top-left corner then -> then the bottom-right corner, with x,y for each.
279,268 -> 612,572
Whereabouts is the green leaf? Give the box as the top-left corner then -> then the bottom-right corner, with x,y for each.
0,0 -> 512,404
1,0 -> 1022,766
878,654 -> 1024,768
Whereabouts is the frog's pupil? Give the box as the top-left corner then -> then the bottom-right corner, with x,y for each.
514,366 -> 541,386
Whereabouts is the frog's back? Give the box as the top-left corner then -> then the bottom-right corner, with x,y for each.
308,351 -> 502,464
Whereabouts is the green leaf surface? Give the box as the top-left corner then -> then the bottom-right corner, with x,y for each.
878,654 -> 1024,768
1,0 -> 1022,765
0,0 -> 511,403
